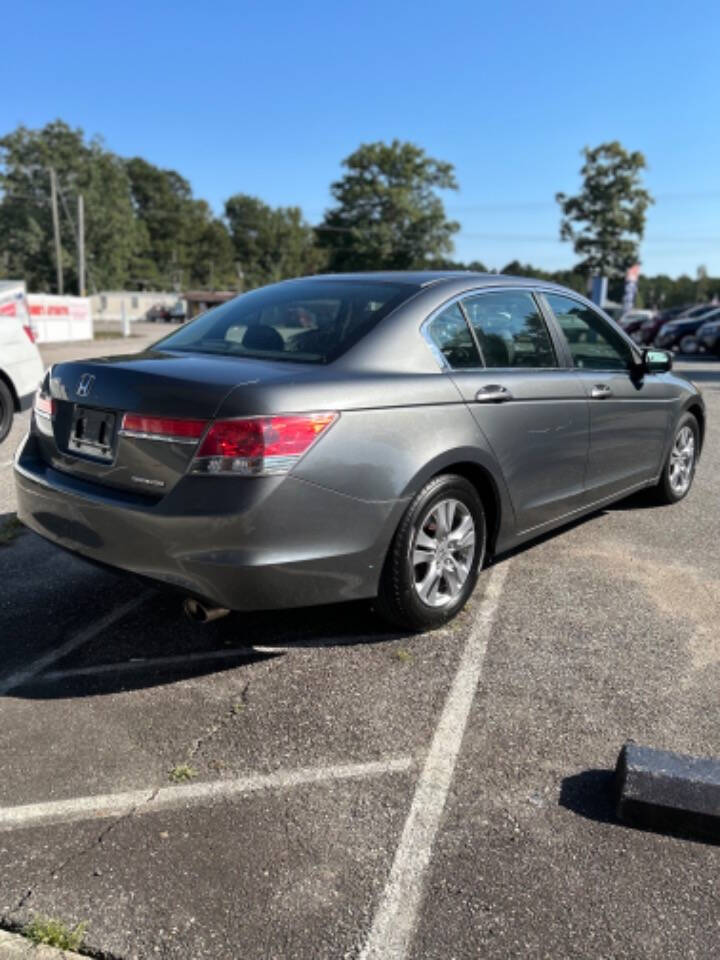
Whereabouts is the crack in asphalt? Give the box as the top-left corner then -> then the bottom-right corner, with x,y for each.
186,682 -> 251,765
6,787 -> 162,922
2,687 -> 256,927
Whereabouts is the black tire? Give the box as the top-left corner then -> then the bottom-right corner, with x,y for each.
376,474 -> 486,632
652,412 -> 699,505
0,379 -> 14,444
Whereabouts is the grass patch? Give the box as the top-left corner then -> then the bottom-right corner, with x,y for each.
394,648 -> 414,663
0,514 -> 24,546
231,701 -> 244,715
169,763 -> 198,783
23,915 -> 87,951
93,331 -> 139,340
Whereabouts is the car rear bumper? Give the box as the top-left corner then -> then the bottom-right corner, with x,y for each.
14,433 -> 406,611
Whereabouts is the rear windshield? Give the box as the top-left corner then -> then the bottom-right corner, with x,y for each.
156,279 -> 418,364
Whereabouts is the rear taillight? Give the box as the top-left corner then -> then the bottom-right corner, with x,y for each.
34,392 -> 55,419
23,324 -> 37,344
120,414 -> 207,443
191,413 -> 338,476
34,389 -> 55,436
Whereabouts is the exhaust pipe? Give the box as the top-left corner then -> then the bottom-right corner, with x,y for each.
183,597 -> 230,624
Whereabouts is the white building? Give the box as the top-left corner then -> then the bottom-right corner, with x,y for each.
90,291 -> 182,323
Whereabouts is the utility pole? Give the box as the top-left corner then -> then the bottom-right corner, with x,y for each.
49,168 -> 64,294
77,194 -> 86,297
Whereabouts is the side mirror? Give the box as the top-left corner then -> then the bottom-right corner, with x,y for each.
642,348 -> 673,374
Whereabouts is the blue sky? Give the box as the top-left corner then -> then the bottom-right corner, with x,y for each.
3,0 -> 719,277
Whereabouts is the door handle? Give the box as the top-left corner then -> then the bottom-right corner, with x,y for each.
590,384 -> 613,399
475,384 -> 513,403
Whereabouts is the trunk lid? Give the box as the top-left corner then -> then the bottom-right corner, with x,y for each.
40,349 -> 302,496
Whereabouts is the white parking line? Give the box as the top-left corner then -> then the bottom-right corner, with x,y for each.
36,645 -> 276,682
0,757 -> 415,832
0,595 -> 147,696
30,637 -> 389,682
359,562 -> 510,960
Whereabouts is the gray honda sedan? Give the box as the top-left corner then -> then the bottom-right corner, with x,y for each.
15,273 -> 705,631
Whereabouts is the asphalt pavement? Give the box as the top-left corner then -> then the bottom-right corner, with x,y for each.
0,350 -> 718,960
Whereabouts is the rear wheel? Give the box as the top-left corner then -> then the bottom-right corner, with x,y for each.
0,380 -> 14,444
653,413 -> 699,505
377,474 -> 486,631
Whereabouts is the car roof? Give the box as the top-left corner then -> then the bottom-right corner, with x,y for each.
299,270 -> 574,294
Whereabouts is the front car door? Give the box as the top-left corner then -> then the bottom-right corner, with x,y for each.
424,287 -> 589,535
540,291 -> 675,503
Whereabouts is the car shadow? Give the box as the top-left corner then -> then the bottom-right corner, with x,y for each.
0,475 -> 688,702
3,580 -> 407,700
496,488 -> 666,566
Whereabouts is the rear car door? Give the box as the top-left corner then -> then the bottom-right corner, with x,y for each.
425,288 -> 589,534
541,292 -> 674,502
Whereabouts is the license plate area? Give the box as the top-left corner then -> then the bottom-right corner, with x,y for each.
69,406 -> 116,462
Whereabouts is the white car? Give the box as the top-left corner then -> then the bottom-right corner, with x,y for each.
0,284 -> 44,443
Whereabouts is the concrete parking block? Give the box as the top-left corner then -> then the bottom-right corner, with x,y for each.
616,741 -> 720,839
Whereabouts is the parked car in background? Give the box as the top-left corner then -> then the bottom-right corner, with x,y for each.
146,305 -> 170,322
655,307 -> 720,352
636,305 -> 704,346
167,301 -> 186,323
676,303 -> 717,320
621,309 -> 656,342
697,316 -> 720,357
15,272 -> 705,630
638,314 -> 667,346
620,309 -> 655,329
0,302 -> 44,443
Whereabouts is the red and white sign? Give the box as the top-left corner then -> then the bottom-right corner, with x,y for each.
27,294 -> 93,343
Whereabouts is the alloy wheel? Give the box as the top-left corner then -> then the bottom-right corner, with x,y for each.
411,498 -> 476,608
668,425 -> 695,496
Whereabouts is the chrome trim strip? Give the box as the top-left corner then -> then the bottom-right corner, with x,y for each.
118,429 -> 200,445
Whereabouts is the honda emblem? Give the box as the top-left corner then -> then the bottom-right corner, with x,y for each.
76,373 -> 95,398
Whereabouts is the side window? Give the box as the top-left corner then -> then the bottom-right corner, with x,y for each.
425,303 -> 481,369
544,294 -> 633,371
461,290 -> 557,368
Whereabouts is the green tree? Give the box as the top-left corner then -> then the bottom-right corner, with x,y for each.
500,260 -> 586,294
319,140 -> 459,271
556,141 -> 653,277
126,158 -> 234,289
427,257 -> 489,272
0,120 -> 139,292
192,212 -> 237,289
224,194 -> 325,289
